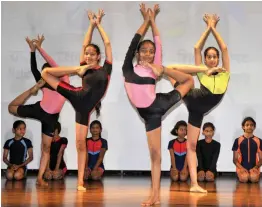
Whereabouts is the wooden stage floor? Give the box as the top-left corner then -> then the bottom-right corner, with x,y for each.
1,175 -> 262,206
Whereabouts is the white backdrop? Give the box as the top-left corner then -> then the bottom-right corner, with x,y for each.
1,1 -> 262,171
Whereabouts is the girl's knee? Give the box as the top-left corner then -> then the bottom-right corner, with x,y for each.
14,172 -> 24,180
44,172 -> 53,180
187,141 -> 197,152
180,174 -> 188,182
249,172 -> 260,183
6,172 -> 14,180
91,175 -> 101,180
150,148 -> 161,163
197,171 -> 205,182
205,171 -> 215,182
42,143 -> 51,154
171,174 -> 179,182
197,176 -> 205,182
76,140 -> 86,152
238,173 -> 249,183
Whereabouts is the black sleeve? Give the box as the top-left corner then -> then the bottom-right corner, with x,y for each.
61,138 -> 68,146
122,33 -> 141,78
31,52 -> 41,82
101,139 -> 108,150
232,138 -> 238,151
259,138 -> 262,151
3,140 -> 10,150
210,142 -> 221,172
25,139 -> 33,149
168,140 -> 174,150
196,141 -> 204,171
103,60 -> 112,75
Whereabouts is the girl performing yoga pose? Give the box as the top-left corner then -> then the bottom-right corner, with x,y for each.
122,4 -> 220,206
40,9 -> 112,191
168,13 -> 230,193
8,36 -> 69,187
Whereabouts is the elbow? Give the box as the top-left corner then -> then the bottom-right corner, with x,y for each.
222,46 -> 228,52
58,152 -> 63,158
194,46 -> 201,51
233,158 -> 237,165
104,42 -> 111,47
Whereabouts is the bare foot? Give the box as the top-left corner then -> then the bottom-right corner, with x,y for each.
30,79 -> 46,95
77,186 -> 86,191
190,185 -> 207,193
36,179 -> 48,187
141,195 -> 160,206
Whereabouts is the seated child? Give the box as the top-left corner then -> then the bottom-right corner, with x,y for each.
197,122 -> 221,182
232,117 -> 262,183
3,120 -> 33,180
84,120 -> 108,180
168,120 -> 188,182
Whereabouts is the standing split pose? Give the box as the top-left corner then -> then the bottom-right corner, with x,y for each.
41,9 -> 112,191
122,4 -> 223,206
8,36 -> 69,187
168,14 -> 230,193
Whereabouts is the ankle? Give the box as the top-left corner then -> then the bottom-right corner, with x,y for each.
191,183 -> 199,187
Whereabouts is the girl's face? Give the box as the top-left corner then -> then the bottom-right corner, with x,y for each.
242,120 -> 255,134
13,124 -> 26,138
137,42 -> 155,64
202,127 -> 214,139
204,49 -> 219,68
84,46 -> 100,65
54,129 -> 59,137
177,126 -> 187,138
90,124 -> 102,136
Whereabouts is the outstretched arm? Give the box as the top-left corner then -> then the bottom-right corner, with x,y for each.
194,14 -> 212,66
137,3 -> 150,37
34,35 -> 58,67
149,5 -> 160,37
26,37 -> 41,82
95,9 -> 112,63
80,11 -> 96,63
149,5 -> 162,65
210,14 -> 230,72
122,4 -> 150,76
34,35 -> 69,83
